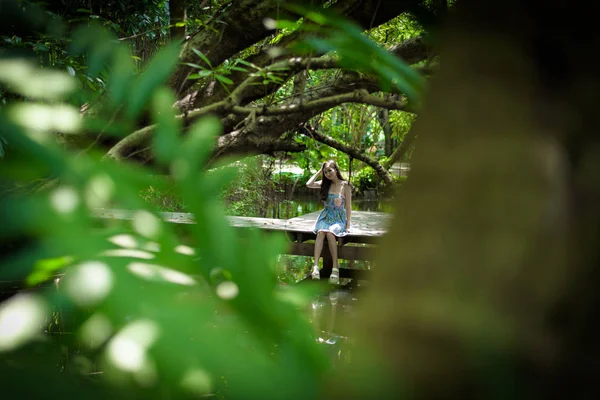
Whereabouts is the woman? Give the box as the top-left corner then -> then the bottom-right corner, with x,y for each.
306,160 -> 352,284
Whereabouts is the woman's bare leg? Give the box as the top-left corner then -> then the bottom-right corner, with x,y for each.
312,231 -> 326,279
326,233 -> 339,283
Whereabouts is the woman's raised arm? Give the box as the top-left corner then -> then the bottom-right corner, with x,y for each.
306,165 -> 323,189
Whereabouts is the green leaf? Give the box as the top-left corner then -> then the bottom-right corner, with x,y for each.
303,11 -> 328,25
126,41 -> 181,119
183,62 -> 205,69
192,48 -> 212,68
187,70 -> 213,80
202,166 -> 238,198
33,43 -> 49,52
108,46 -> 135,106
303,37 -> 334,54
26,256 -> 74,286
217,80 -> 231,93
176,116 -> 222,177
237,59 -> 260,70
151,87 -> 180,164
86,40 -> 113,78
274,19 -> 300,30
300,15 -> 426,104
215,75 -> 233,85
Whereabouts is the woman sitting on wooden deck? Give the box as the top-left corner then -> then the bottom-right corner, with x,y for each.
306,160 -> 352,284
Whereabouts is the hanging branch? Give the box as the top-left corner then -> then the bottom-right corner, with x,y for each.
383,125 -> 418,169
301,124 -> 394,185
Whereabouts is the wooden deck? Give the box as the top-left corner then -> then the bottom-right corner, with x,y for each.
93,209 -> 392,279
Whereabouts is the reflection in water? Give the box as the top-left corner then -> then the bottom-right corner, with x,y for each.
307,284 -> 366,365
277,255 -> 372,284
266,197 -> 384,365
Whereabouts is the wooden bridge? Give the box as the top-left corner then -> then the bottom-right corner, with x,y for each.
93,209 -> 392,281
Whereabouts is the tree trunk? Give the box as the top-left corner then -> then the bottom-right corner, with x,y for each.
168,0 -> 286,96
169,0 -> 186,41
377,104 -> 392,156
382,125 -> 417,169
348,156 -> 353,181
335,0 -> 600,398
183,1 -> 431,108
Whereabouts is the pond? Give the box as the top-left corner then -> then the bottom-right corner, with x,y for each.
305,284 -> 365,364
273,197 -> 391,365
257,195 -> 396,220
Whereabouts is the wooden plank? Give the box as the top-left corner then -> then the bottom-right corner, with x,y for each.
92,208 -> 390,244
92,208 -> 383,279
226,216 -> 288,230
286,210 -> 391,237
288,242 -> 373,261
93,209 -> 289,230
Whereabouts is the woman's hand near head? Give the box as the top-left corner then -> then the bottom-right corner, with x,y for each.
306,164 -> 325,188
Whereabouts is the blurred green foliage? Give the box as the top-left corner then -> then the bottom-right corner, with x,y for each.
139,180 -> 188,213
0,2 -> 424,398
0,22 -> 327,400
352,167 -> 407,195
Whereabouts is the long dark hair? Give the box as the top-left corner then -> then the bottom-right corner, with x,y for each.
319,160 -> 346,202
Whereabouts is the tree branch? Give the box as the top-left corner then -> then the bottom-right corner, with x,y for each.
107,31 -> 430,164
169,0 -> 277,95
107,65 -> 415,163
302,124 -> 394,185
383,125 -> 418,169
186,0 -> 427,108
231,89 -> 407,116
185,35 -> 431,111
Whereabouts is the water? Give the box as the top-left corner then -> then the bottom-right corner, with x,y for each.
299,280 -> 371,366
261,195 -> 395,220
231,194 -> 389,357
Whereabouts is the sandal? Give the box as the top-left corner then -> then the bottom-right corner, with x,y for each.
311,266 -> 320,280
329,268 -> 339,284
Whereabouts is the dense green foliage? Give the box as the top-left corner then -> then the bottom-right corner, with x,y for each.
0,23 -> 325,400
1,1 -> 421,192
0,1 -> 424,398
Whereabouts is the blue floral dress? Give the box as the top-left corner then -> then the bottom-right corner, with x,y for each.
312,193 -> 348,237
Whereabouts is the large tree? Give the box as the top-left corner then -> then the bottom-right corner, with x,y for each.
86,0 -> 436,182
331,0 -> 600,398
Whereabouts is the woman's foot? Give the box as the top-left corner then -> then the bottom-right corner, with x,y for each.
329,268 -> 339,284
311,266 -> 320,280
